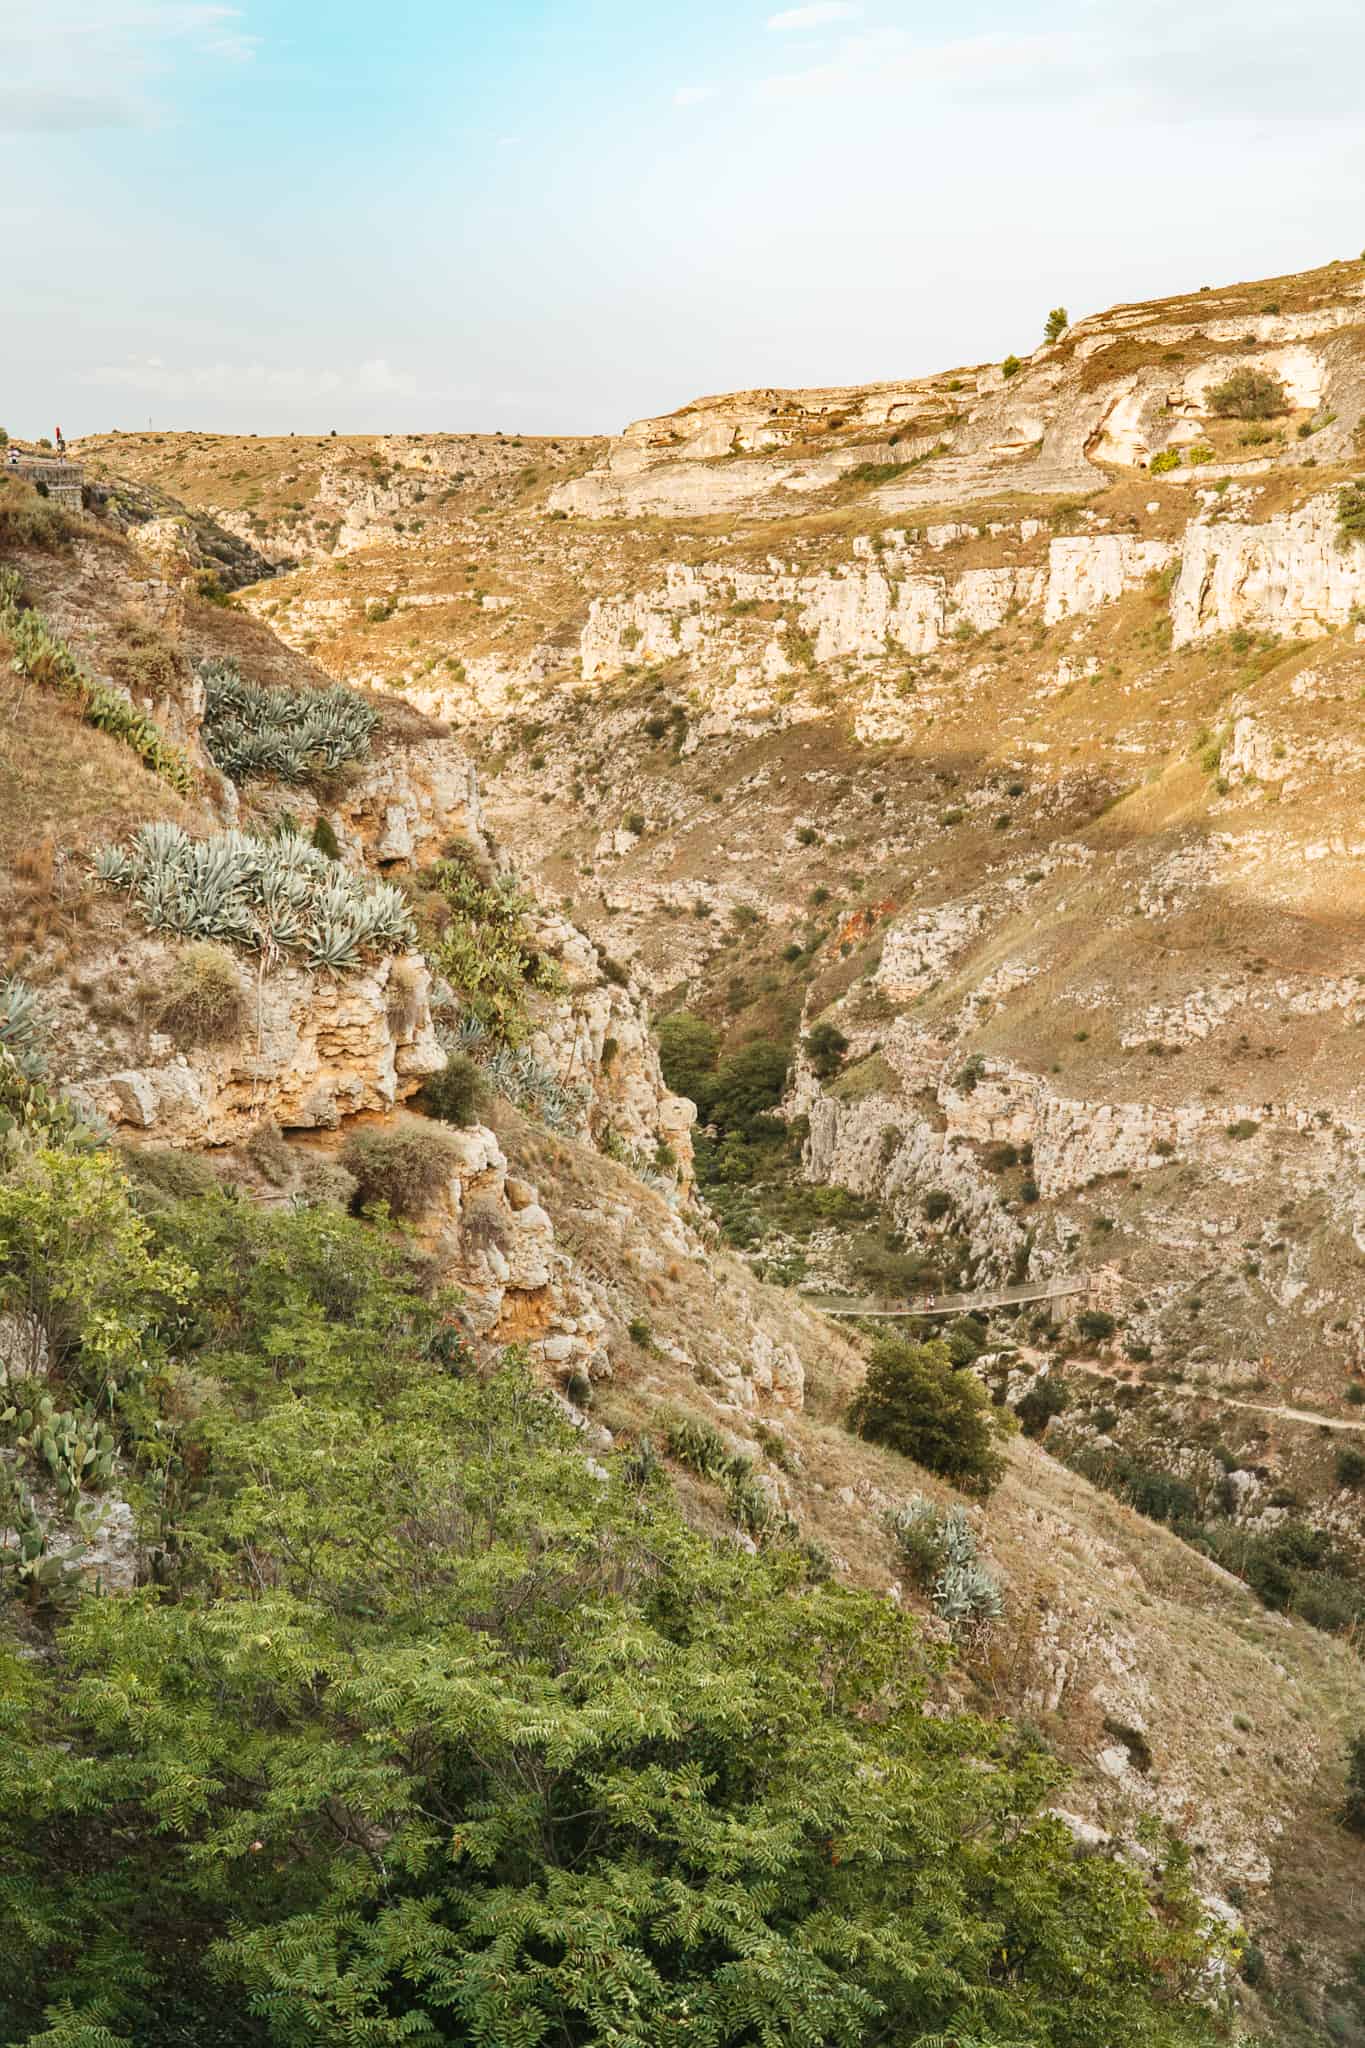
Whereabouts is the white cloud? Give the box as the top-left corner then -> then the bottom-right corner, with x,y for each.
673,84 -> 718,106
82,356 -> 421,401
755,7 -> 1363,114
766,3 -> 861,29
0,2 -> 257,131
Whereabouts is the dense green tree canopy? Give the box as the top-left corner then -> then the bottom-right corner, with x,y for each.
0,1089 -> 1224,2048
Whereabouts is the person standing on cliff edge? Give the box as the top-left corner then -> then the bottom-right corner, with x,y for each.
55,426 -> 65,456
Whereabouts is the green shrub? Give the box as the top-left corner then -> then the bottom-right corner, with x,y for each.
340,1120 -> 461,1217
922,1188 -> 951,1222
845,461 -> 909,486
155,941 -> 247,1046
0,474 -> 73,548
1205,368 -> 1288,420
297,1158 -> 359,1210
1075,1309 -> 1117,1345
1016,1373 -> 1070,1438
420,1050 -> 490,1127
105,609 -> 185,701
849,1336 -> 1008,1495
118,1144 -> 220,1205
1150,449 -> 1183,474
804,1019 -> 849,1080
311,814 -> 341,859
418,848 -> 564,1046
1338,481 -> 1365,542
664,1410 -> 738,1483
1001,354 -> 1022,379
1335,1446 -> 1365,1490
1043,306 -> 1068,344
200,657 -> 377,787
244,1120 -> 295,1188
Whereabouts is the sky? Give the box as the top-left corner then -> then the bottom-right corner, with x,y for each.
3,0 -> 1365,439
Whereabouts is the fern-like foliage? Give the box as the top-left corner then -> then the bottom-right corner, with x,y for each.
91,823 -> 415,970
199,657 -> 378,787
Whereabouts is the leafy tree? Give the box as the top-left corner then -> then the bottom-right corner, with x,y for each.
656,1009 -> 720,1108
1205,367 -> 1287,420
706,1039 -> 790,1137
0,1145 -> 193,1401
0,1168 -> 1223,2047
849,1335 -> 1009,1495
1044,306 -> 1069,343
804,1019 -> 849,1080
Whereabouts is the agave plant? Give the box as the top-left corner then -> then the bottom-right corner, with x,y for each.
0,976 -> 48,1080
200,659 -> 379,788
92,824 -> 412,969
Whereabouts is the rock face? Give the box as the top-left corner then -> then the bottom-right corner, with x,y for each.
65,949 -> 444,1144
90,474 -> 279,590
1171,494 -> 1365,643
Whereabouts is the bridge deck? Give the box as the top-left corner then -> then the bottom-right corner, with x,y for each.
805,1278 -> 1089,1320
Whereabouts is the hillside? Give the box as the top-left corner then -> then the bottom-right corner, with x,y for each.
2,254 -> 1363,2043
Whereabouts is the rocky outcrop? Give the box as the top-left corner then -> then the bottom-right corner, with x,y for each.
65,949 -> 443,1144
90,475 -> 279,590
1172,494 -> 1365,643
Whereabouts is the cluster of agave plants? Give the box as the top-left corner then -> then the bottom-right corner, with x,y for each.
93,822 -> 415,971
885,1494 -> 1004,1631
445,1012 -> 587,1132
0,976 -> 47,1082
199,657 -> 378,786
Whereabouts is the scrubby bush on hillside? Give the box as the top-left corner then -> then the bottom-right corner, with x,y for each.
1044,305 -> 1068,343
199,657 -> 378,787
1342,1733 -> 1365,1836
0,473 -> 74,548
419,1048 -> 490,1127
340,1120 -> 461,1218
154,941 -> 247,1045
1016,1372 -> 1070,1438
850,1335 -> 1008,1495
417,847 -> 564,1046
1205,367 -> 1288,419
803,1018 -> 849,1079
1338,481 -> 1365,542
93,821 -> 414,970
105,609 -> 186,701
